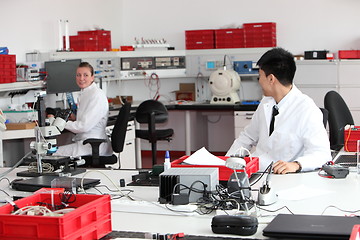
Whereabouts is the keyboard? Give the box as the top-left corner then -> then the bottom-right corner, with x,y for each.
335,154 -> 357,167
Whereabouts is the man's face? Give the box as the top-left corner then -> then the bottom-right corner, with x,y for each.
258,69 -> 272,96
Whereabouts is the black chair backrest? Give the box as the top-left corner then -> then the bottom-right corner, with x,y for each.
319,107 -> 328,128
111,102 -> 131,153
324,91 -> 354,150
135,100 -> 168,124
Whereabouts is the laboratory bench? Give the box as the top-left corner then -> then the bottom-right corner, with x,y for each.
1,166 -> 359,239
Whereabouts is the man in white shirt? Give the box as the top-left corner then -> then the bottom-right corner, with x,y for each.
226,48 -> 331,174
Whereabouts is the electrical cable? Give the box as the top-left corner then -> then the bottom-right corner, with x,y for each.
321,205 -> 360,215
80,170 -> 132,199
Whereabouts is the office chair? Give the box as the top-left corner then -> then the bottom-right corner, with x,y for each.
82,102 -> 131,167
135,100 -> 174,166
324,91 -> 354,151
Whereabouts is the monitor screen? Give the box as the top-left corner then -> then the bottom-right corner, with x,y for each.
45,59 -> 81,94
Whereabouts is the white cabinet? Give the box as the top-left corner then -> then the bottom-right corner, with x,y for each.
234,111 -> 254,138
294,60 -> 338,107
106,120 -> 136,169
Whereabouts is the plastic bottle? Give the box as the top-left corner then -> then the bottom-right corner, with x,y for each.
164,150 -> 171,171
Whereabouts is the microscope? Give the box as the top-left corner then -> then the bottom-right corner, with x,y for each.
17,93 -> 85,177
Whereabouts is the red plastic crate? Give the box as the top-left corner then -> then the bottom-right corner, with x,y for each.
339,50 -> 360,59
78,30 -> 111,37
244,22 -> 277,48
0,193 -> 111,240
215,28 -> 245,49
171,155 -> 259,181
185,29 -> 215,49
344,126 -> 360,152
0,54 -> 16,84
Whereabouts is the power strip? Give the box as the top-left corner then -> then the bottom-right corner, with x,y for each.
111,199 -> 198,216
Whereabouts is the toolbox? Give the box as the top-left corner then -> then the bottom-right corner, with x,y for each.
0,193 -> 111,240
344,126 -> 360,152
171,155 -> 259,181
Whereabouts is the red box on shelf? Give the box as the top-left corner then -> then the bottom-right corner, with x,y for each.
185,29 -> 215,49
78,30 -> 111,36
0,54 -> 16,84
338,50 -> 360,59
215,28 -> 245,49
0,193 -> 111,240
120,46 -> 134,51
344,126 -> 360,152
171,155 -> 259,181
244,22 -> 277,48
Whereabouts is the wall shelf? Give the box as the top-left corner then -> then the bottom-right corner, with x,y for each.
0,81 -> 45,93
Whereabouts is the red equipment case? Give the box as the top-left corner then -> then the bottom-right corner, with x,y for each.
171,155 -> 259,181
0,193 -> 111,240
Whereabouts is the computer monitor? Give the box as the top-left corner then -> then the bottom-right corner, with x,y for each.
45,59 -> 81,94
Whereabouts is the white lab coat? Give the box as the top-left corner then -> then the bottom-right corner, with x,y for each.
55,82 -> 113,157
226,85 -> 331,171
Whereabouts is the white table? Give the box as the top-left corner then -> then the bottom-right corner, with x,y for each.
1,167 -> 360,239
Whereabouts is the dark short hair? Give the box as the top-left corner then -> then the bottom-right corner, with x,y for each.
78,62 -> 94,76
257,47 -> 296,86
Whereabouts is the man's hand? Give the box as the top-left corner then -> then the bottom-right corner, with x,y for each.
68,113 -> 76,121
272,160 -> 301,174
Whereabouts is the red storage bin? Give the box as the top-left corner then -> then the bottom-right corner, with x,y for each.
338,50 -> 360,59
65,30 -> 111,51
215,28 -> 245,49
171,155 -> 259,181
185,29 -> 215,49
344,126 -> 360,152
0,54 -> 16,84
0,193 -> 111,240
78,30 -> 111,51
244,22 -> 277,48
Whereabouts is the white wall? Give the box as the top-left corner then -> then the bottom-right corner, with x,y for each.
1,0 -> 123,63
2,0 -> 360,63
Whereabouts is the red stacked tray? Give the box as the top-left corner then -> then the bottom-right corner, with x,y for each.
0,54 -> 16,84
171,155 -> 259,181
185,29 -> 215,50
66,30 -> 112,51
68,35 -> 99,51
215,28 -> 245,49
338,50 -> 360,59
78,30 -> 112,51
0,193 -> 111,240
244,22 -> 277,48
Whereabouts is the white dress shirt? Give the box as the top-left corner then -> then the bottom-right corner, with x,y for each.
55,82 -> 112,157
226,85 -> 331,171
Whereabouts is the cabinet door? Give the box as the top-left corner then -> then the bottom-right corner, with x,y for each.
119,139 -> 136,169
234,111 -> 254,138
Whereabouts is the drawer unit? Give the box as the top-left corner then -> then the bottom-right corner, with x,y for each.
234,111 -> 254,138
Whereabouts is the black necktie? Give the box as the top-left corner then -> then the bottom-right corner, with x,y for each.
269,105 -> 279,136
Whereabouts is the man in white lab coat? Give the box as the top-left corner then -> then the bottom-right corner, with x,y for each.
54,62 -> 113,158
226,48 -> 331,174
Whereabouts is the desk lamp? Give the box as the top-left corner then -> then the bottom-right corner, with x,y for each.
225,157 -> 251,214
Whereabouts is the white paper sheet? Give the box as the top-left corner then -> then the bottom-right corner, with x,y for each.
183,147 -> 225,165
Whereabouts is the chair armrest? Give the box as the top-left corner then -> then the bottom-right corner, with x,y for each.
83,138 -> 106,166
